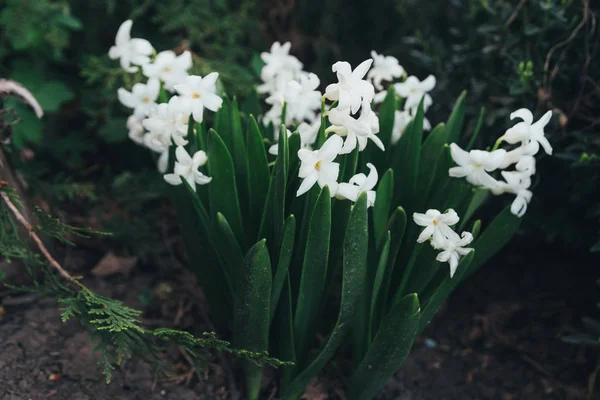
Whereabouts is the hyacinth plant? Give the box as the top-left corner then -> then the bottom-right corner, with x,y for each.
110,21 -> 553,400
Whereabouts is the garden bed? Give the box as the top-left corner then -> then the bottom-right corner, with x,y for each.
0,241 -> 594,400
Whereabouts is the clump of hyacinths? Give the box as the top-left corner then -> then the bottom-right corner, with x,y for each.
110,22 -> 553,400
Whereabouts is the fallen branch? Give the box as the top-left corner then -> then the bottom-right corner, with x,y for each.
0,188 -> 82,289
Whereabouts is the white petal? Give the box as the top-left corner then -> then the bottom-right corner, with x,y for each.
450,143 -> 470,166
417,225 -> 435,243
297,173 -> 318,197
164,173 -> 182,186
318,135 -> 343,161
175,146 -> 192,165
510,108 -> 534,124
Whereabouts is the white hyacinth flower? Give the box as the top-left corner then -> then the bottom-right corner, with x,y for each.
285,73 -> 322,123
108,20 -> 153,73
391,109 -> 432,144
126,115 -> 145,145
325,59 -> 375,114
174,73 -> 223,122
413,208 -> 461,249
260,42 -> 303,82
269,118 -> 321,156
337,163 -> 378,207
326,101 -> 384,154
163,146 -> 211,192
118,78 -> 160,119
367,51 -> 404,91
449,143 -> 506,189
143,131 -> 171,154
394,75 -> 436,112
142,96 -> 191,146
296,134 -> 343,197
496,171 -> 533,217
436,232 -> 474,278
157,151 -> 169,173
143,50 -> 192,91
500,109 -> 553,155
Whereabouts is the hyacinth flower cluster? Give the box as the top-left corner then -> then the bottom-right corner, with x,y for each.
110,23 -> 553,400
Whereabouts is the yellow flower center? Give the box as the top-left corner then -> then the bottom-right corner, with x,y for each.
315,160 -> 321,171
142,97 -> 150,103
163,67 -> 172,73
475,163 -> 483,168
192,92 -> 201,99
433,219 -> 438,225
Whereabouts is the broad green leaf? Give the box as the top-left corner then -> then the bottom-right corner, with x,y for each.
418,250 -> 474,333
373,169 -> 393,249
351,293 -> 420,400
392,242 -> 426,303
213,98 -> 232,150
445,90 -> 467,144
241,90 -> 262,117
215,212 -> 244,295
459,188 -> 489,230
294,186 -> 331,360
377,207 -> 407,316
246,115 -> 270,232
471,219 -> 482,239
6,101 -> 43,147
392,99 -> 424,212
377,86 -> 396,153
270,215 -> 296,322
230,98 -> 249,220
35,81 -> 74,112
273,124 -> 289,251
207,129 -> 245,247
277,279 -> 298,390
369,232 -> 391,341
170,186 -> 230,323
466,206 -> 521,277
283,192 -> 368,400
234,240 -> 272,400
417,123 -> 446,201
466,107 -> 485,150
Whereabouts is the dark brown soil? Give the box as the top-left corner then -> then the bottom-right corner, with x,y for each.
0,241 -> 597,400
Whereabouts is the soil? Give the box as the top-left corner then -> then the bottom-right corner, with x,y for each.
0,241 -> 597,400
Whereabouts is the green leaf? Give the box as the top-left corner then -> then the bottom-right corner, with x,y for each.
459,188 -> 489,230
466,107 -> 485,150
466,206 -> 521,277
377,207 -> 407,316
373,169 -> 393,249
369,232 -> 391,341
294,186 -> 331,360
234,240 -> 272,400
213,99 -> 232,149
35,81 -> 74,113
246,115 -> 270,232
417,123 -> 446,201
377,86 -> 396,152
392,99 -> 424,212
230,98 -> 249,218
283,192 -> 368,400
351,293 -> 420,400
6,101 -> 43,147
215,212 -> 244,295
98,117 -> 128,143
170,186 -> 230,324
445,90 -> 467,144
471,219 -> 482,239
419,250 -> 474,333
271,215 -> 296,322
273,124 -> 289,250
207,129 -> 246,247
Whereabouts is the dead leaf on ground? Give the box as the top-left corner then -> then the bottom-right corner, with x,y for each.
301,379 -> 329,400
91,252 -> 137,277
